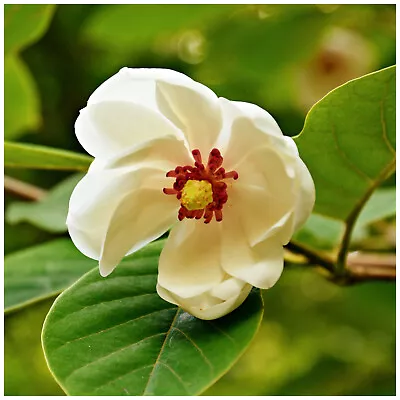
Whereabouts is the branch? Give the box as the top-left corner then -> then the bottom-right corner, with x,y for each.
346,252 -> 396,282
337,159 -> 396,272
285,241 -> 396,283
4,175 -> 47,201
284,241 -> 336,274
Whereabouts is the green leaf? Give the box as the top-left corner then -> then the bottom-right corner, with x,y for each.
296,66 -> 396,222
42,241 -> 263,396
5,55 -> 40,139
5,4 -> 56,54
6,173 -> 84,233
4,141 -> 93,171
5,239 -> 95,313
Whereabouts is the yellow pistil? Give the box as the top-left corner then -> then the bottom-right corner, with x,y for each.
181,180 -> 213,211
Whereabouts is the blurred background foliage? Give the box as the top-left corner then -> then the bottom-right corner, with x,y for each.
4,4 -> 395,396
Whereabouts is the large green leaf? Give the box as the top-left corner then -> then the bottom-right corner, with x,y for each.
5,239 -> 95,313
5,55 -> 40,139
4,141 -> 93,171
295,66 -> 395,222
5,4 -> 56,54
42,241 -> 263,396
6,173 -> 84,233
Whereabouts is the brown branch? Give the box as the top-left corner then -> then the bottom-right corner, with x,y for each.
4,175 -> 47,201
286,241 -> 396,283
346,251 -> 396,282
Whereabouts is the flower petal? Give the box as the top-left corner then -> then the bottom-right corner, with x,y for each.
87,67 -> 222,155
158,219 -> 225,299
221,214 -> 284,289
67,135 -> 189,266
226,145 -> 296,246
291,156 -> 316,231
216,98 -> 288,161
99,186 -> 178,277
75,100 -> 183,159
156,280 -> 252,320
67,166 -> 175,262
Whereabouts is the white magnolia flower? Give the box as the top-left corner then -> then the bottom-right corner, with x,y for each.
67,68 -> 315,320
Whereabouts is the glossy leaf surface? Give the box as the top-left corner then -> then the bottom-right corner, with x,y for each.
295,66 -> 395,222
42,241 -> 263,396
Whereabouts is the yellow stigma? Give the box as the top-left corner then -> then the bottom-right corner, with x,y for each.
181,180 -> 213,211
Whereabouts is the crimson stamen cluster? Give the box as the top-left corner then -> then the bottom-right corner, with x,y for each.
163,148 -> 239,223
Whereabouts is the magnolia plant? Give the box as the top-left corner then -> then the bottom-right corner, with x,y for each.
67,68 -> 315,320
5,65 -> 395,396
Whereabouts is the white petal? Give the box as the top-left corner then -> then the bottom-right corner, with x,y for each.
99,187 -> 178,277
221,215 -> 284,289
216,98 -> 288,164
226,145 -> 296,246
87,67 -> 222,155
156,281 -> 252,320
156,78 -> 222,155
158,219 -> 225,299
291,156 -> 316,231
75,100 -> 183,159
67,135 -> 189,264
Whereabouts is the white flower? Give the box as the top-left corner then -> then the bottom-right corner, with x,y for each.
67,68 -> 315,320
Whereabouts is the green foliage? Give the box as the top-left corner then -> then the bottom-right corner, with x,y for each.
5,55 -> 40,139
6,173 -> 84,233
42,240 -> 263,395
204,6 -> 327,80
296,66 -> 395,221
5,4 -> 56,54
83,5 -> 238,53
353,187 -> 396,231
5,239 -> 95,313
5,141 -> 93,171
294,187 -> 396,250
5,298 -> 66,396
205,269 -> 395,396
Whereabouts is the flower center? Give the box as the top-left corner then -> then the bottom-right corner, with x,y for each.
163,148 -> 238,223
181,180 -> 213,211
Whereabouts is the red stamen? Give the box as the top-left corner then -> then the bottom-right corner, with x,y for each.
224,170 -> 239,180
164,148 -> 239,223
163,188 -> 178,195
203,208 -> 214,224
192,149 -> 203,165
215,209 -> 223,222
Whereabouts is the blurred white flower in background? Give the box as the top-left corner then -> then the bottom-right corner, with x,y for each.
67,68 -> 315,319
296,27 -> 376,111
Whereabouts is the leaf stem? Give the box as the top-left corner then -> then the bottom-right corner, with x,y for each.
337,158 -> 396,275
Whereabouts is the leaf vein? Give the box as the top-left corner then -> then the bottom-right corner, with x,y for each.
53,306 -> 176,352
64,332 -> 168,383
330,125 -> 372,183
171,327 -> 214,373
